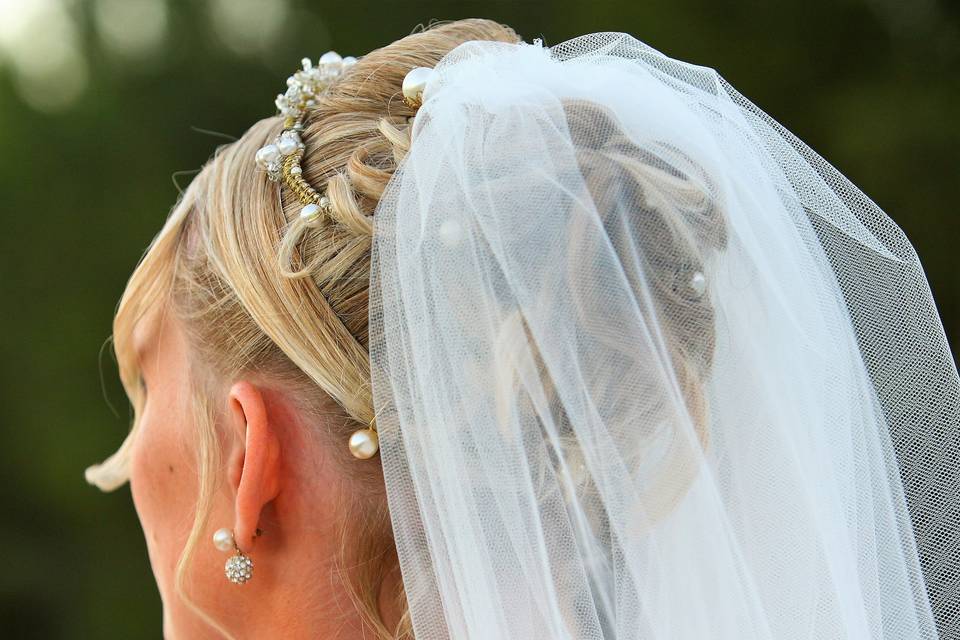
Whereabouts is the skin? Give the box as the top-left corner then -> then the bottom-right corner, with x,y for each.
129,306 -> 401,639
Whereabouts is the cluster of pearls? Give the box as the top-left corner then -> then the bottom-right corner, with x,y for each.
254,51 -> 356,178
275,52 -> 356,121
254,129 -> 305,181
254,52 -> 357,220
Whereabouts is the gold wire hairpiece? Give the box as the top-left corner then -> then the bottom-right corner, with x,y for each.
254,51 -> 436,230
254,52 -> 357,226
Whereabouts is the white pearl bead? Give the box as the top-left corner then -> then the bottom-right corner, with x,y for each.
402,67 -> 435,104
319,51 -> 342,67
438,218 -> 462,247
277,132 -> 300,156
341,56 -> 357,66
300,202 -> 322,223
213,527 -> 235,552
349,428 -> 379,459
690,271 -> 707,297
255,144 -> 281,168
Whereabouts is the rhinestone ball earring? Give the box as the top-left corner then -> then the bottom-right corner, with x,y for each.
213,527 -> 258,584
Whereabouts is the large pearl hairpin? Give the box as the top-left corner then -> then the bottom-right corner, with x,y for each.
349,415 -> 379,459
402,66 -> 436,109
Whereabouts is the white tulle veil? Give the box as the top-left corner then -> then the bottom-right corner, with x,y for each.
367,33 -> 959,639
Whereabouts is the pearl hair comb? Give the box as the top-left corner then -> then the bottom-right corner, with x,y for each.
254,52 -> 357,225
254,51 -> 435,230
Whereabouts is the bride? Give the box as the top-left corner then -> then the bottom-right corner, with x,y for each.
85,18 -> 958,640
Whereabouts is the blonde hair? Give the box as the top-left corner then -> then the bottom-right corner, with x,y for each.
85,18 -> 522,639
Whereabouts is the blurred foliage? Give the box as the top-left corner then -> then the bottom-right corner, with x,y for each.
0,0 -> 956,637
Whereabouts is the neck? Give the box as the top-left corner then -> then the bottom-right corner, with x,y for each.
239,542 -> 405,639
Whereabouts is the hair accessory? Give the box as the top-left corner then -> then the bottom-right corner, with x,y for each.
213,527 -> 262,584
349,414 -> 379,459
402,66 -> 436,109
689,271 -> 707,298
254,52 -> 357,224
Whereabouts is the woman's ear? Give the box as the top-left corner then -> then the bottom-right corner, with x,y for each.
226,380 -> 282,553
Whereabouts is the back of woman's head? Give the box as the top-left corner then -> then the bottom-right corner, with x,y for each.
87,18 -> 726,639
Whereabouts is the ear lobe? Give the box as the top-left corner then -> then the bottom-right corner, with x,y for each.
226,380 -> 282,553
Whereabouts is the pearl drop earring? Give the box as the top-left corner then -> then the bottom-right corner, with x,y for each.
213,527 -> 259,584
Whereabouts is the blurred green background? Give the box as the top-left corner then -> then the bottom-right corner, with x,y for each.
0,0 -> 956,637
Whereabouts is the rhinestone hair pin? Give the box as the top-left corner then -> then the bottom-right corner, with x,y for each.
254,51 -> 357,226
254,51 -> 436,229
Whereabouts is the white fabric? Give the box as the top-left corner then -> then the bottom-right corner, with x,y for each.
368,33 -> 959,640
